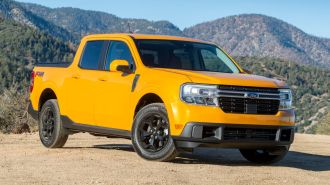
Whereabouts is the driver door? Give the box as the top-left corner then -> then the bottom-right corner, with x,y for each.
94,40 -> 136,130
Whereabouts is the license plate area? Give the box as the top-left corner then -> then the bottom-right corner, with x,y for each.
245,103 -> 257,114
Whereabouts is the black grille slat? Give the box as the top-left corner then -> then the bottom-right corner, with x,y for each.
218,86 -> 280,115
223,127 -> 277,141
218,85 -> 279,93
219,97 -> 279,114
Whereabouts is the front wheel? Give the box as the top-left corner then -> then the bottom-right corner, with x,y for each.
239,146 -> 289,164
132,103 -> 178,161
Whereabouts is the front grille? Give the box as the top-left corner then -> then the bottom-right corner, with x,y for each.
218,85 -> 279,93
218,85 -> 280,115
219,97 -> 279,114
223,127 -> 277,141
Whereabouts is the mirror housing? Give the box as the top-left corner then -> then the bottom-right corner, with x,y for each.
110,60 -> 131,73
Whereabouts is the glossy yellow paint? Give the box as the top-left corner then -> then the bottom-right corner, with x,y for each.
29,33 -> 295,136
109,59 -> 129,72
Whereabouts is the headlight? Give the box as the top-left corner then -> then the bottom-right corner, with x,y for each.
279,89 -> 292,110
180,84 -> 218,106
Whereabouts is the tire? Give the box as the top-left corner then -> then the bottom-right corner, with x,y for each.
239,146 -> 289,164
132,103 -> 178,161
38,99 -> 68,148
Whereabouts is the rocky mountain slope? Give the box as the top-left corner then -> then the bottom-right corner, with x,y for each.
20,3 -> 330,68
0,0 -> 74,41
21,3 -> 183,40
184,14 -> 330,68
320,38 -> 330,48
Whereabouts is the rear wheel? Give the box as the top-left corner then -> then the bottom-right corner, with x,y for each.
239,146 -> 289,164
39,99 -> 68,148
132,103 -> 178,161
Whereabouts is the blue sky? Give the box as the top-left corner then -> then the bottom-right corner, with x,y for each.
17,0 -> 330,38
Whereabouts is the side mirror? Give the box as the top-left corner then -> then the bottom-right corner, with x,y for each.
243,68 -> 252,74
110,60 -> 131,73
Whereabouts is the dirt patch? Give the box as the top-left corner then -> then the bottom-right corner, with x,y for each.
0,133 -> 329,185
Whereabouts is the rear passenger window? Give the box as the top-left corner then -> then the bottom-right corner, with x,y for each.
105,41 -> 134,70
80,41 -> 105,70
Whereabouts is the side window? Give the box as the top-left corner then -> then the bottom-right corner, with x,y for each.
80,41 -> 105,70
105,41 -> 134,70
140,50 -> 159,66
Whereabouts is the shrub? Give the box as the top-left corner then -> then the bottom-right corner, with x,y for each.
0,86 -> 37,134
315,113 -> 330,135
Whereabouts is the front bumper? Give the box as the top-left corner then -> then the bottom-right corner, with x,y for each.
172,122 -> 295,149
168,99 -> 295,136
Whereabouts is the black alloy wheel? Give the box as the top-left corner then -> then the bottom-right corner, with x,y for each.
132,103 -> 178,161
137,114 -> 169,152
40,107 -> 55,144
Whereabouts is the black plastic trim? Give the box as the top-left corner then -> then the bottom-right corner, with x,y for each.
98,40 -> 111,70
174,139 -> 292,149
172,122 -> 295,149
27,101 -> 38,120
131,74 -> 140,92
61,116 -> 131,139
35,62 -> 72,68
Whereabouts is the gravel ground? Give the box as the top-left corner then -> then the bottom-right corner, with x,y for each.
0,133 -> 329,185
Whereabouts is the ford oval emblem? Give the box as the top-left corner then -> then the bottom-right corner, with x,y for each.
245,92 -> 259,99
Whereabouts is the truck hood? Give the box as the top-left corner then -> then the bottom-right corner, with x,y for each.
153,68 -> 287,88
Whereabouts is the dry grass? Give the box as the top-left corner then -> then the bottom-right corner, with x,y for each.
316,113 -> 330,135
0,86 -> 37,134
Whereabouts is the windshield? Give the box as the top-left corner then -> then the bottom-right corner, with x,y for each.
135,40 -> 240,73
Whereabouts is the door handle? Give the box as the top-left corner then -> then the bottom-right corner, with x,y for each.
98,76 -> 108,82
72,74 -> 80,79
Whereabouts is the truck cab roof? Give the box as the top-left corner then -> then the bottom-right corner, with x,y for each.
82,33 -> 212,44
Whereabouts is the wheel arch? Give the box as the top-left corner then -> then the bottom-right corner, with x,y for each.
38,88 -> 57,112
134,93 -> 164,117
132,88 -> 181,136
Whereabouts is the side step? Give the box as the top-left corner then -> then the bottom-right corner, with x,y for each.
61,116 -> 131,139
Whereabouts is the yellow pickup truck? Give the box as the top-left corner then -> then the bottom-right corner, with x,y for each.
28,34 -> 295,164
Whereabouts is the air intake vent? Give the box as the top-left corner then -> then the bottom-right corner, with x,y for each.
223,127 -> 278,141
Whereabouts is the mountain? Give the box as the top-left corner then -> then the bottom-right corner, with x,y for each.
0,0 -> 74,41
19,4 -> 330,68
184,14 -> 330,68
321,38 -> 330,48
20,3 -> 183,40
0,18 -> 75,91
